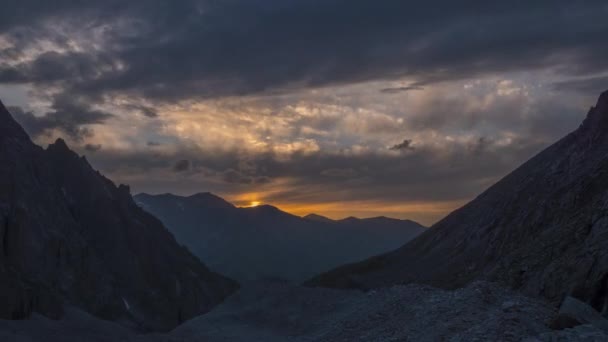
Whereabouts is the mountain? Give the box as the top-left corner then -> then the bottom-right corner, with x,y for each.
303,213 -> 335,224
308,90 -> 608,314
134,193 -> 426,282
0,100 -> 238,331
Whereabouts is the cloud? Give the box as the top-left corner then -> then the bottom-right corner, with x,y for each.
8,95 -> 113,141
1,1 -> 607,104
221,169 -> 251,184
552,76 -> 608,95
0,51 -> 113,84
321,168 -> 359,178
380,86 -> 424,94
84,143 -> 102,152
221,169 -> 272,185
389,139 -> 415,151
173,159 -> 191,172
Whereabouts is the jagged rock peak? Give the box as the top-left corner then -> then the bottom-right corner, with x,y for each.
0,98 -> 30,142
0,98 -> 8,116
46,138 -> 78,158
580,89 -> 608,133
50,138 -> 69,150
118,184 -> 131,194
598,89 -> 608,110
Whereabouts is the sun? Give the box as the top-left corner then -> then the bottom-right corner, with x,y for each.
249,201 -> 261,207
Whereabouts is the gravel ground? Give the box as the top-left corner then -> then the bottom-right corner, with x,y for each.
1,281 -> 607,342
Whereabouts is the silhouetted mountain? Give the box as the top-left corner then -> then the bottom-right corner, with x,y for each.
303,213 -> 336,224
309,90 -> 608,314
134,193 -> 426,282
0,100 -> 238,331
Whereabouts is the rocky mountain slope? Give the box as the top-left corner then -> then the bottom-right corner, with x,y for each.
309,90 -> 608,315
134,193 -> 426,282
0,100 -> 238,331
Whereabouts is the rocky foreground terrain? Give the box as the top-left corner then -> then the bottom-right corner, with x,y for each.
1,281 -> 607,341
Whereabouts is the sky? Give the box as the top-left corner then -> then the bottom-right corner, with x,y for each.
1,1 -> 607,225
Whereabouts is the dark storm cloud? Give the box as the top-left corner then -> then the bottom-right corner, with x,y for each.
8,95 -> 113,141
1,1 -> 607,102
0,1 -> 94,32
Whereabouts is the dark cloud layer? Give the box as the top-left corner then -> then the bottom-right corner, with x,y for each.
1,1 -> 608,102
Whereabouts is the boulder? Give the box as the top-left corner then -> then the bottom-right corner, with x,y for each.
553,296 -> 608,333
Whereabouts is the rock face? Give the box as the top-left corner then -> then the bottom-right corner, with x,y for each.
0,100 -> 238,331
309,90 -> 608,315
134,193 -> 426,282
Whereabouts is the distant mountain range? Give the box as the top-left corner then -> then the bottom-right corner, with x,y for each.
309,90 -> 608,315
134,193 -> 426,282
0,100 -> 237,331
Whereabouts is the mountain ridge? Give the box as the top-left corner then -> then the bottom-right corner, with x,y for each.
137,192 -> 419,223
134,192 -> 426,282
